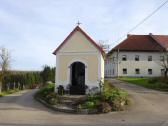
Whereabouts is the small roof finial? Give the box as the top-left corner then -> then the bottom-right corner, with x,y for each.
77,20 -> 82,26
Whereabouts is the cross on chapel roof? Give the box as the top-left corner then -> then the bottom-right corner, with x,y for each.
76,20 -> 82,26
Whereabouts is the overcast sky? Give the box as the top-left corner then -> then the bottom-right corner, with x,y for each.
0,0 -> 168,70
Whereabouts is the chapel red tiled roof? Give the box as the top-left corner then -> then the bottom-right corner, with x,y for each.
110,34 -> 168,53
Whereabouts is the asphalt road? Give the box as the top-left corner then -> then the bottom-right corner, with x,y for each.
0,79 -> 168,126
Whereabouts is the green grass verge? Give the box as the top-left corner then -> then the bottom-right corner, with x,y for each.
0,89 -> 20,97
118,77 -> 168,91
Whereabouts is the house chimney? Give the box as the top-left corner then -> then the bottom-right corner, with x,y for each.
127,34 -> 131,38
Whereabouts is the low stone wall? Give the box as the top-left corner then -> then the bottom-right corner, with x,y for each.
34,95 -> 98,114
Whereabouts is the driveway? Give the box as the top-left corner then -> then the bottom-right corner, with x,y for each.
0,80 -> 168,126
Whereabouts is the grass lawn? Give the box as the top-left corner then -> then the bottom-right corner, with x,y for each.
118,77 -> 168,91
0,89 -> 20,97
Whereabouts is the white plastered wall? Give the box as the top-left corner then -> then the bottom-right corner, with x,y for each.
105,51 -> 164,77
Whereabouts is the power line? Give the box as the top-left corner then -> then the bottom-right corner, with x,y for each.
111,0 -> 168,46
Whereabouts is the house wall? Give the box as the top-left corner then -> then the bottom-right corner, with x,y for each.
56,53 -> 101,86
105,51 -> 164,77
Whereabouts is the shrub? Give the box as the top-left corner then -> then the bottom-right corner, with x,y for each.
35,83 -> 59,105
148,77 -> 159,84
36,83 -> 55,99
159,77 -> 168,84
0,93 -> 3,97
82,101 -> 96,109
104,88 -> 128,102
88,94 -> 101,101
98,102 -> 111,113
125,98 -> 132,106
45,92 -> 59,105
79,81 -> 129,113
38,83 -> 54,94
7,89 -> 19,94
40,65 -> 55,84
103,80 -> 115,89
79,94 -> 101,109
103,88 -> 128,111
111,98 -> 125,111
103,81 -> 128,111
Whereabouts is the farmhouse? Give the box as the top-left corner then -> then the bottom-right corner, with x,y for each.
53,26 -> 105,95
105,34 -> 168,77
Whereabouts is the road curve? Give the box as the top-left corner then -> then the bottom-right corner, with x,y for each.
0,80 -> 168,126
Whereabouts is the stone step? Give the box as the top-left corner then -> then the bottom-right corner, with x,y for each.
57,95 -> 87,107
53,104 -> 76,113
59,99 -> 76,106
58,95 -> 87,101
59,97 -> 87,106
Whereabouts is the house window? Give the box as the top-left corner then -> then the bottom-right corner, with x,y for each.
122,55 -> 127,61
148,56 -> 152,61
123,68 -> 127,74
135,55 -> 139,61
160,56 -> 164,61
148,69 -> 152,75
135,69 -> 140,74
161,69 -> 165,75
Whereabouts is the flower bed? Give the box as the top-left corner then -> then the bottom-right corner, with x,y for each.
35,81 -> 130,114
77,81 -> 130,113
35,83 -> 60,105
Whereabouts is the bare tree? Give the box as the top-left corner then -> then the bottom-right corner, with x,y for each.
0,47 -> 11,92
98,40 -> 110,53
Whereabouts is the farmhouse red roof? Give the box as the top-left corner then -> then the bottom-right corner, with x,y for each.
150,35 -> 168,49
110,34 -> 168,52
53,26 -> 105,57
